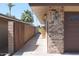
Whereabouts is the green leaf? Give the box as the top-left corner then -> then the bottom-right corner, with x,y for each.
21,10 -> 34,23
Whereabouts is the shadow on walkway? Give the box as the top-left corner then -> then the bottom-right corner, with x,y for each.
13,33 -> 41,56
64,52 -> 79,55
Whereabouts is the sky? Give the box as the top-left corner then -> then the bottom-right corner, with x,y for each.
0,3 -> 41,26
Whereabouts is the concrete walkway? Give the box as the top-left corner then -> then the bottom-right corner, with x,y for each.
13,33 -> 47,56
13,33 -> 79,56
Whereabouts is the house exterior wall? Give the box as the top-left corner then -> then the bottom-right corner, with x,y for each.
31,6 -> 49,24
31,6 -> 79,25
47,6 -> 79,53
31,5 -> 79,53
47,6 -> 64,53
31,5 -> 64,53
64,6 -> 79,11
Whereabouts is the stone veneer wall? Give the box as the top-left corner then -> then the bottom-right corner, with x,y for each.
47,6 -> 64,53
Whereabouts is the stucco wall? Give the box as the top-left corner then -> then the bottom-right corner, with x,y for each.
0,19 -> 8,50
64,6 -> 79,12
31,6 -> 49,24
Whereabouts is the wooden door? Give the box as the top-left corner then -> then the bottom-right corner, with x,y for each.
64,12 -> 79,52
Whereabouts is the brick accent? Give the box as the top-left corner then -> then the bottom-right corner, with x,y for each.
47,6 -> 64,53
8,21 -> 14,53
